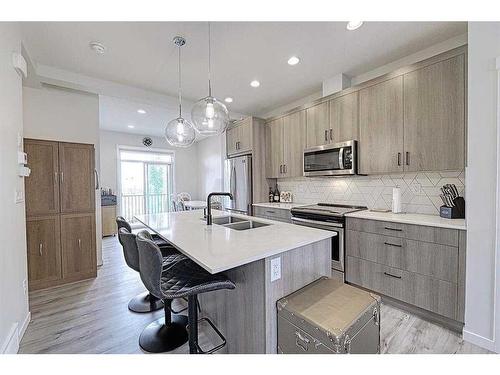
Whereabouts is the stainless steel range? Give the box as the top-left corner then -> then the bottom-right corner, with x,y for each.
290,203 -> 367,274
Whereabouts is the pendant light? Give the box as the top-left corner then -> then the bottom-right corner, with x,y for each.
191,23 -> 229,136
165,36 -> 196,148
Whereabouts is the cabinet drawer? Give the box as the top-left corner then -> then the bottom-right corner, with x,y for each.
347,256 -> 457,320
346,230 -> 458,282
253,206 -> 291,223
346,217 -> 459,246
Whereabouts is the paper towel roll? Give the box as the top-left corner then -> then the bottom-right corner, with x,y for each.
392,187 -> 402,214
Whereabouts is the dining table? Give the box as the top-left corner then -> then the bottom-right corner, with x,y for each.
182,200 -> 207,210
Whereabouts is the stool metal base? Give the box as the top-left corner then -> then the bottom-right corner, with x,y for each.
139,315 -> 188,353
128,291 -> 164,313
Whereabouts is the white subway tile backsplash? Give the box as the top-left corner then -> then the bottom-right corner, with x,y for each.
277,170 -> 465,215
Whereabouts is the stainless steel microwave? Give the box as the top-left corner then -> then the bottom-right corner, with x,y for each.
303,140 -> 357,177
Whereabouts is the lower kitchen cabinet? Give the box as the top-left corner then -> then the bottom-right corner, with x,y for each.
346,217 -> 465,323
26,216 -> 62,289
253,206 -> 291,223
61,213 -> 97,280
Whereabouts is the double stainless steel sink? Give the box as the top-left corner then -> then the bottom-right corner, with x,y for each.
210,216 -> 271,231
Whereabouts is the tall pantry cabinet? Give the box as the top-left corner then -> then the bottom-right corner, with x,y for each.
24,139 -> 97,290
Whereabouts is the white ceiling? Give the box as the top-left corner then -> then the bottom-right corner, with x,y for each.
21,22 -> 467,120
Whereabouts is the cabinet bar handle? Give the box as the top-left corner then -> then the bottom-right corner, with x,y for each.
406,151 -> 410,166
39,243 -> 43,256
397,152 -> 401,166
266,210 -> 276,214
279,165 -> 283,174
384,227 -> 403,232
384,242 -> 402,248
78,239 -> 82,249
60,171 -> 64,183
284,165 -> 287,174
383,272 -> 402,279
54,172 -> 58,184
324,130 -> 328,142
329,128 -> 333,141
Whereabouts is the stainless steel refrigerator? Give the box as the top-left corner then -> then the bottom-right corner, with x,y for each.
223,155 -> 252,215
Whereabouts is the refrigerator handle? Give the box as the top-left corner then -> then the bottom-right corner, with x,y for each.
231,164 -> 237,207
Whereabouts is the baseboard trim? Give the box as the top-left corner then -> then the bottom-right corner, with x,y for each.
19,311 -> 31,342
463,329 -> 496,352
1,324 -> 19,354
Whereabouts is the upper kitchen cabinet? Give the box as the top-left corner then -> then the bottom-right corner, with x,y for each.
226,117 -> 253,156
359,76 -> 404,174
266,111 -> 306,178
282,110 -> 306,178
59,142 -> 95,213
265,117 -> 284,178
403,54 -> 465,172
305,92 -> 358,148
330,91 -> 359,142
306,102 -> 329,148
24,139 -> 60,216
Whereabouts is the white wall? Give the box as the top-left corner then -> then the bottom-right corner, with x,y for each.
99,130 -> 200,200
464,22 -> 500,353
23,85 -> 102,265
0,23 -> 30,354
196,134 -> 225,200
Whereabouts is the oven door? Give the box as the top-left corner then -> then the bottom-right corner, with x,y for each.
290,217 -> 344,273
303,140 -> 356,177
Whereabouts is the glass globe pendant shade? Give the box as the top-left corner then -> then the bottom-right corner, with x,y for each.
165,117 -> 196,148
191,96 -> 229,135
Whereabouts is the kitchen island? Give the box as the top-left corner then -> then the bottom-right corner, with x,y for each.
135,209 -> 334,353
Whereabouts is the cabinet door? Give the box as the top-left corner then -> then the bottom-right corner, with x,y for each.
24,139 -> 60,216
305,102 -> 330,148
61,213 -> 96,279
283,110 -> 306,178
226,126 -> 239,156
330,91 -> 359,142
101,205 -> 117,237
236,117 -> 253,154
359,77 -> 404,174
59,142 -> 95,213
26,216 -> 62,288
403,54 -> 465,172
266,118 -> 284,178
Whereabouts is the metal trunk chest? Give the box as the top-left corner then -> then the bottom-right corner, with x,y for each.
277,277 -> 381,354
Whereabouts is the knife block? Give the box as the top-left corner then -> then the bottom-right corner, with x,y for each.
439,197 -> 465,219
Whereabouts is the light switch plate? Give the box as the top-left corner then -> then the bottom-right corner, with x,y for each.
270,257 -> 281,282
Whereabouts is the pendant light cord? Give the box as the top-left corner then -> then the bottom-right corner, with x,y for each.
178,42 -> 182,118
208,22 -> 212,97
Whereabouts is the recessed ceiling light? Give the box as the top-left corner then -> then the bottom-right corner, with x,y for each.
89,41 -> 106,54
137,109 -> 146,114
346,21 -> 363,31
287,56 -> 300,66
250,80 -> 260,88
224,97 -> 233,103
127,125 -> 135,129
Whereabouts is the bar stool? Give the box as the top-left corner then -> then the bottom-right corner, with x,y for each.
116,216 -> 172,249
118,227 -> 187,314
136,231 -> 235,354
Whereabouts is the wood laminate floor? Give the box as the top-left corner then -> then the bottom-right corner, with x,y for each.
19,236 -> 491,354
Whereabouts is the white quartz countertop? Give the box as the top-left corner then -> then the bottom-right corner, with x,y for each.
345,210 -> 466,230
135,210 -> 334,274
252,202 -> 306,210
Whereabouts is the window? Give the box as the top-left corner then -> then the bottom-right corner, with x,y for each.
119,149 -> 174,221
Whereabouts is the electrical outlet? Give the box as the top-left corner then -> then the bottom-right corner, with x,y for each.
270,257 -> 281,282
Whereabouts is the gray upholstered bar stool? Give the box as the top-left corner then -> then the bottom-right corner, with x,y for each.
136,231 -> 235,354
118,227 -> 187,314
